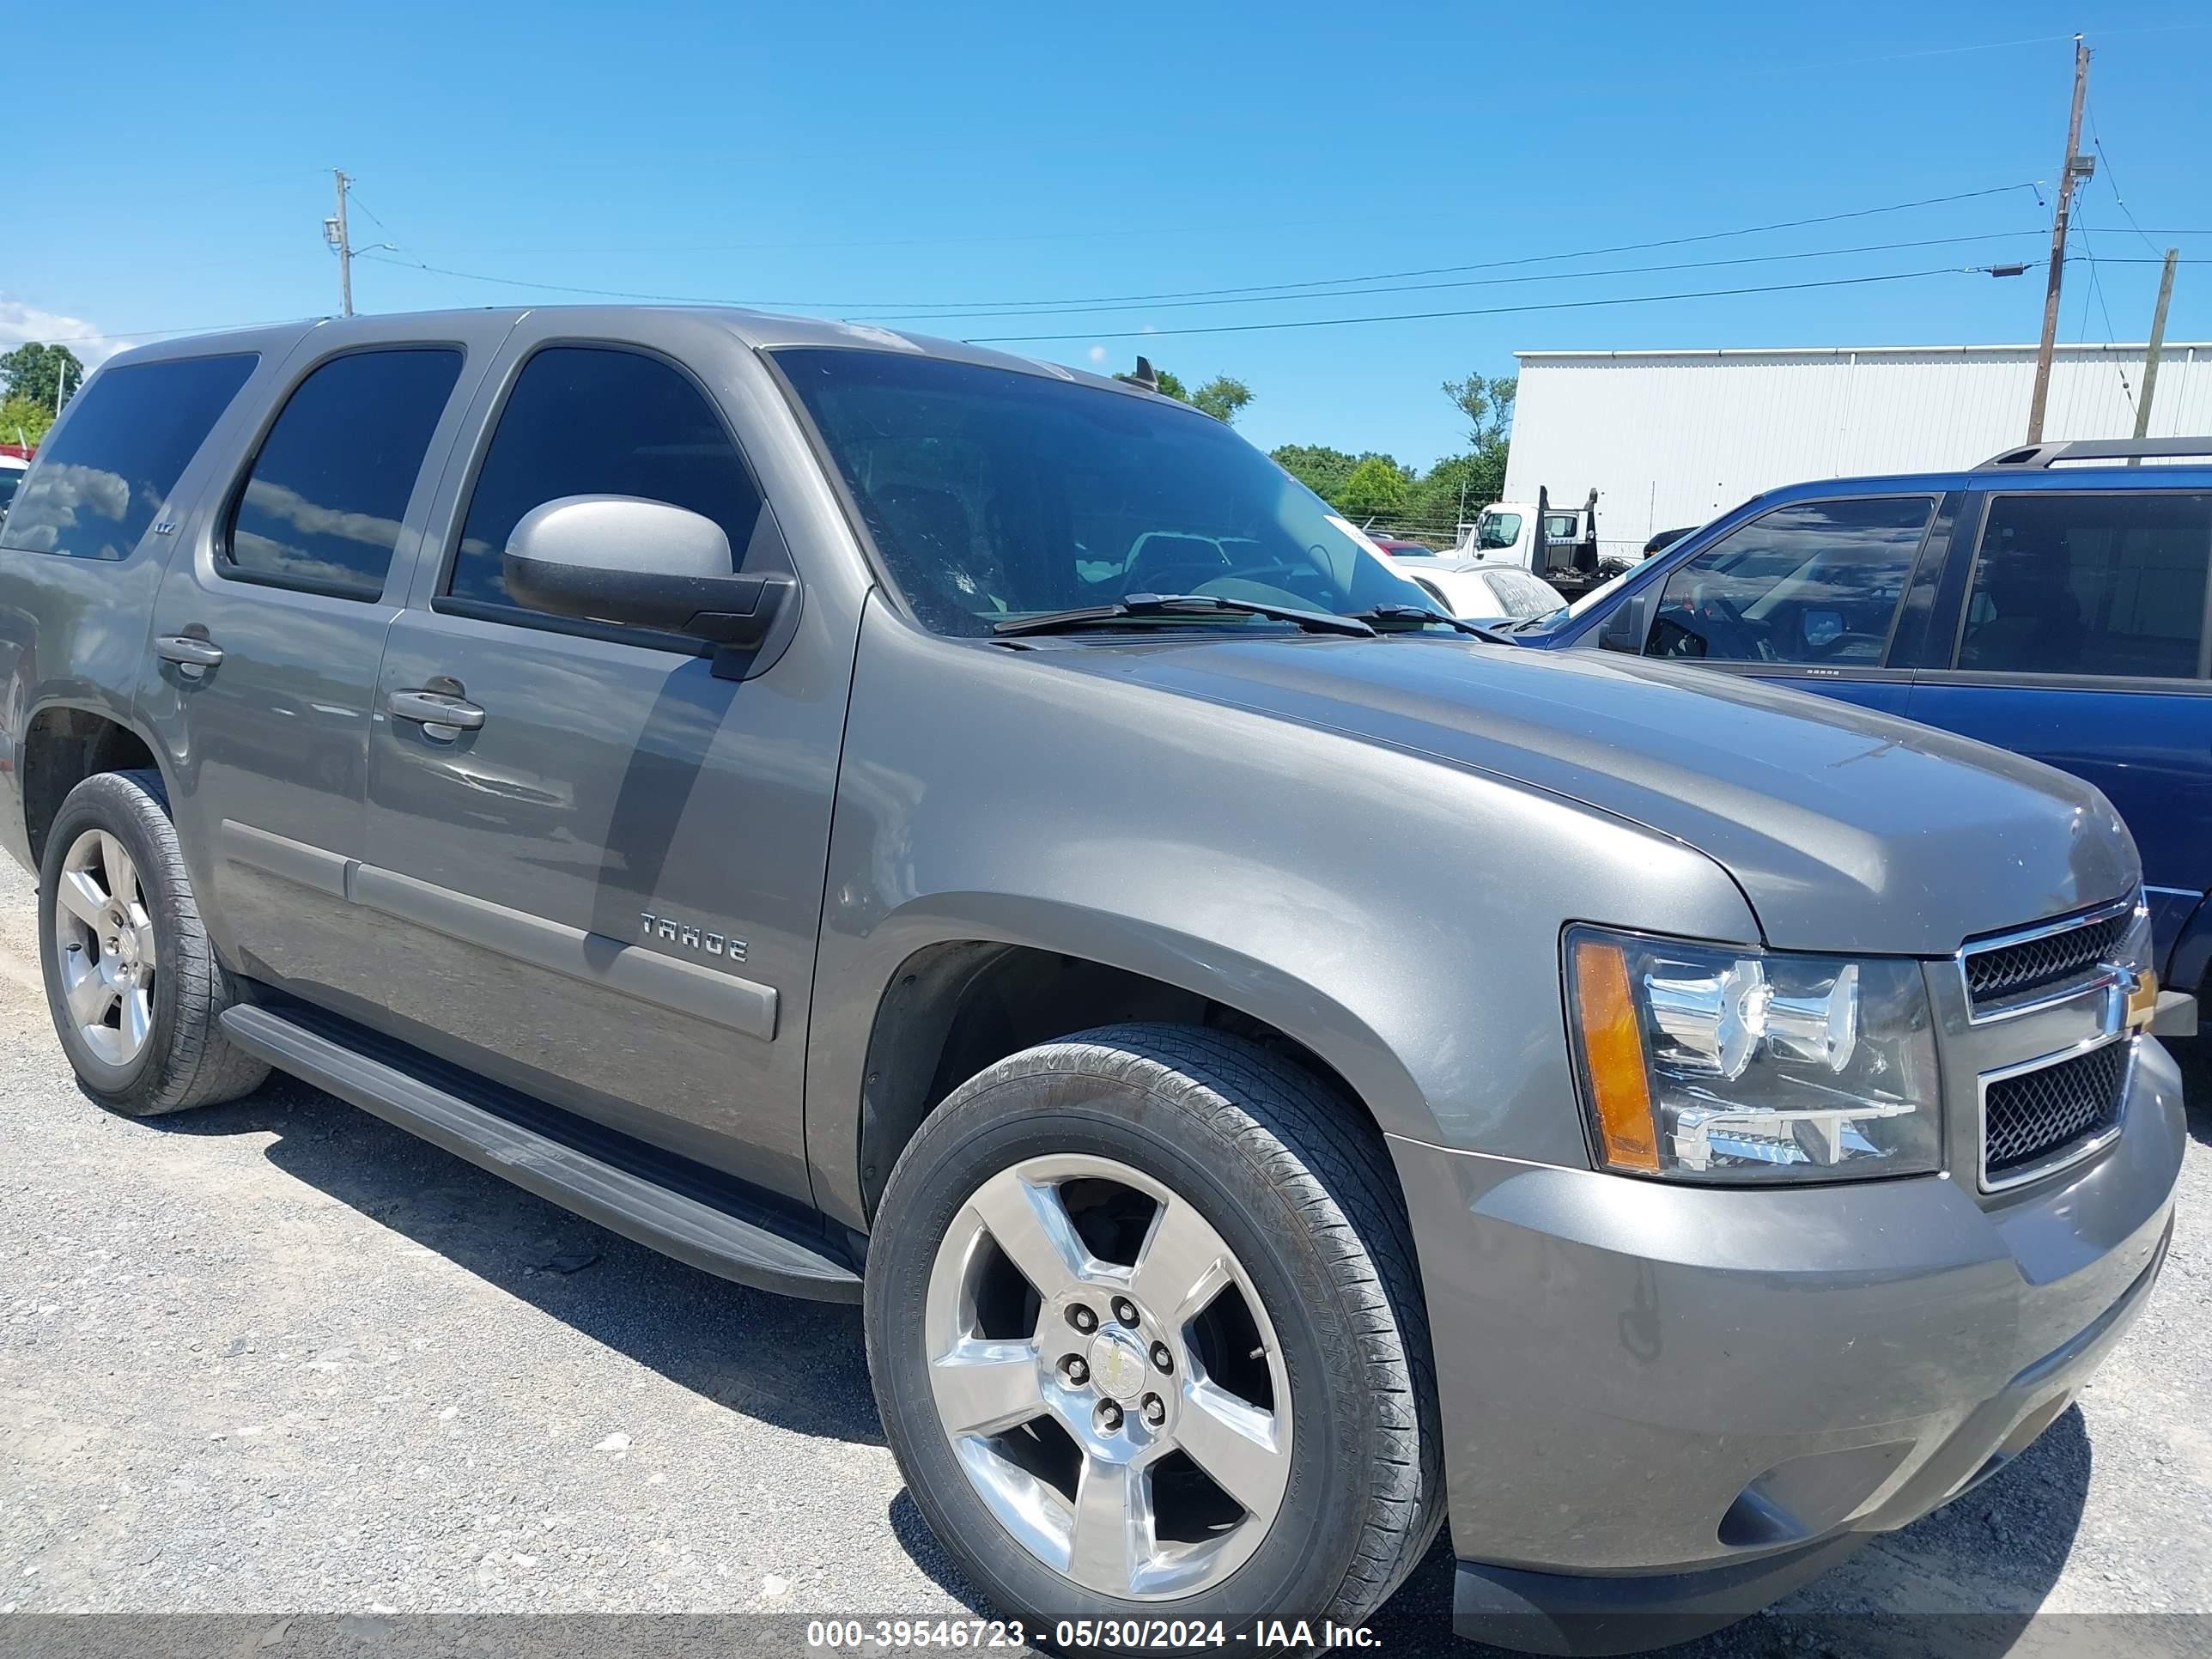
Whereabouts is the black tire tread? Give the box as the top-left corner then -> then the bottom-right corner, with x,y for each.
886,1022 -> 1445,1631
44,769 -> 268,1115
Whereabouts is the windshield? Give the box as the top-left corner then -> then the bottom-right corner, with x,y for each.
0,471 -> 21,514
775,349 -> 1438,636
1482,568 -> 1566,619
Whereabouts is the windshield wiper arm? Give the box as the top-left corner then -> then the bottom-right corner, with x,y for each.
1348,604 -> 1512,644
992,592 -> 1376,639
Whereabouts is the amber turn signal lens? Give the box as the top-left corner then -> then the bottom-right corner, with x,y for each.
1571,938 -> 1662,1172
2126,968 -> 2160,1031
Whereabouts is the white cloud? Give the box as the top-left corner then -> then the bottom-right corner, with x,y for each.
0,296 -> 130,371
1087,344 -> 1108,364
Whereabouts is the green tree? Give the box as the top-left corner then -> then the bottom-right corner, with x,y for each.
0,396 -> 55,448
1190,375 -> 1252,424
1401,453 -> 1482,538
1337,455 -> 1410,521
1270,443 -> 1359,501
1441,371 -> 1516,448
1439,370 -> 1517,512
0,343 -> 87,413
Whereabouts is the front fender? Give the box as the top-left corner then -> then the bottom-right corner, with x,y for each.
801,598 -> 1759,1231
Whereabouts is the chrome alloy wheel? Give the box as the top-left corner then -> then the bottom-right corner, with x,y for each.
923,1153 -> 1292,1601
52,828 -> 157,1066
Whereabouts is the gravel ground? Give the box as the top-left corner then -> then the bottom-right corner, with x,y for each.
1,850 -> 2208,1658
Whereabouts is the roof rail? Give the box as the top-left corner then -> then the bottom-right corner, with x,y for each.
1975,437 -> 2212,469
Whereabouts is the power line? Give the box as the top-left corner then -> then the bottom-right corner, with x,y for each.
406,214 -> 1346,259
2069,222 -> 2136,410
357,252 -> 720,304
343,188 -> 392,235
845,184 -> 2048,315
965,267 -> 1978,344
2084,103 -> 2166,258
1797,20 -> 2212,71
860,231 -> 2048,324
356,182 -> 2043,318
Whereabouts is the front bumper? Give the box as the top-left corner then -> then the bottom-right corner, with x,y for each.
1388,1036 -> 2184,1653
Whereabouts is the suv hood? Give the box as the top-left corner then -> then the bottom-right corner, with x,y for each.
1046,635 -> 2136,957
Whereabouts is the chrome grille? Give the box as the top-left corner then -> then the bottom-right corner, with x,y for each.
1982,1039 -> 2129,1183
1961,904 -> 2129,1015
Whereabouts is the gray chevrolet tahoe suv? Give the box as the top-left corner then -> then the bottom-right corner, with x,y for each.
0,307 -> 2190,1654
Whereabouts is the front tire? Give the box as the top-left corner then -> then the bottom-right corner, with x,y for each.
866,1024 -> 1442,1645
37,769 -> 269,1115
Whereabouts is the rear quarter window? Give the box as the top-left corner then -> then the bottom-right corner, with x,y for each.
3,353 -> 258,560
225,347 -> 464,599
1959,491 -> 2212,680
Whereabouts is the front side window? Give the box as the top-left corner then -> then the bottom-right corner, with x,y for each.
3,353 -> 257,560
226,349 -> 463,599
1958,492 -> 2211,680
448,346 -> 764,610
1648,496 -> 1933,665
775,348 -> 1431,635
1478,511 -> 1522,549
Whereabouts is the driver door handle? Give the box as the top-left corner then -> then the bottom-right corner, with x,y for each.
154,635 -> 225,671
386,689 -> 486,732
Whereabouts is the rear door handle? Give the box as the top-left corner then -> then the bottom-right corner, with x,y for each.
386,689 -> 486,732
155,635 -> 225,672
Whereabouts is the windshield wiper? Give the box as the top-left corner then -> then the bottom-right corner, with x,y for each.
992,592 -> 1376,640
1347,604 -> 1512,644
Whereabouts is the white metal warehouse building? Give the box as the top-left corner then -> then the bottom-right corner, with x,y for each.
1502,342 -> 2212,558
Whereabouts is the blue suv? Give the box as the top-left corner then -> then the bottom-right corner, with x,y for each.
1516,436 -> 2212,999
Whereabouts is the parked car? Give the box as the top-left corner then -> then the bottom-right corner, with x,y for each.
1516,437 -> 2212,1007
0,451 -> 27,527
1642,525 -> 1695,557
0,313 -> 2187,1655
1395,558 -> 1565,625
1365,534 -> 1437,558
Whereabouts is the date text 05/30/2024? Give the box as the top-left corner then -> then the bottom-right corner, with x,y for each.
806,1619 -> 1382,1650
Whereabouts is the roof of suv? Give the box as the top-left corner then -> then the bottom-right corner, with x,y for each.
99,304 -> 1164,402
1692,442 -> 2212,520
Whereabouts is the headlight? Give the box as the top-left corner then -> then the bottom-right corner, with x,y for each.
1565,926 -> 1942,1182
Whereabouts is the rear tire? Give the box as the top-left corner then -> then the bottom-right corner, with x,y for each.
38,769 -> 269,1116
866,1024 -> 1442,1649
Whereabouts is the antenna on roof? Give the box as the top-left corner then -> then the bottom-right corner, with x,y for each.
1127,356 -> 1159,392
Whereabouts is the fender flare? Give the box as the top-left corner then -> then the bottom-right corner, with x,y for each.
803,890 -> 1434,1231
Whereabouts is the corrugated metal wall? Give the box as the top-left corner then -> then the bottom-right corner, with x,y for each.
1502,343 -> 2212,553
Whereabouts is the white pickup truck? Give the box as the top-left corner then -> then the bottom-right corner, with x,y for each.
1452,486 -> 1625,600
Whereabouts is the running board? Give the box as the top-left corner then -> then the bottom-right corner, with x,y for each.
219,1004 -> 862,1303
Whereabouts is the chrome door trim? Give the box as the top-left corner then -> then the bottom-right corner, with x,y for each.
350,863 -> 779,1042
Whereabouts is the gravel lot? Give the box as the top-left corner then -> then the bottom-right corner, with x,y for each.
2,849 -> 2209,1657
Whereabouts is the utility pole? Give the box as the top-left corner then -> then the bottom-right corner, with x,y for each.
2132,247 -> 2179,445
325,168 -> 355,319
2027,34 -> 2092,443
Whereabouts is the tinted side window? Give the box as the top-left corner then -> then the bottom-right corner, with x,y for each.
447,346 -> 763,608
225,349 -> 463,599
1959,493 -> 2211,680
3,354 -> 257,560
1649,497 -> 1932,665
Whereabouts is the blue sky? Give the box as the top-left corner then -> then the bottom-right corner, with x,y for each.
9,1 -> 2209,468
